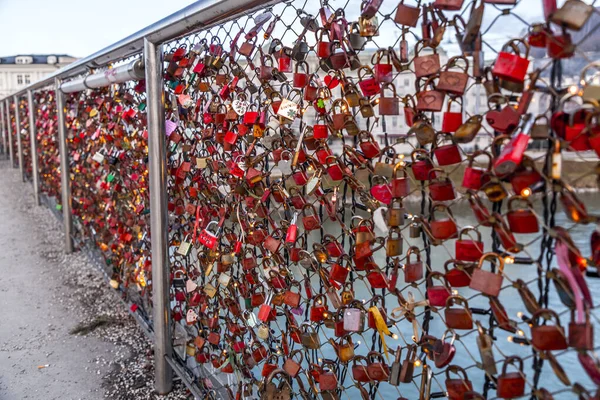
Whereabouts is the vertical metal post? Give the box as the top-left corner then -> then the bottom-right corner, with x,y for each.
6,100 -> 14,165
28,90 -> 40,205
144,38 -> 172,395
14,95 -> 24,181
0,102 -> 5,156
55,79 -> 73,253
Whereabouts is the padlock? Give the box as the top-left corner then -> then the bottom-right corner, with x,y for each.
551,0 -> 593,31
404,246 -> 423,283
319,361 -> 338,391
437,55 -> 469,95
343,302 -> 366,332
506,195 -> 539,234
357,66 -> 381,97
569,310 -> 594,351
445,365 -> 473,400
310,294 -> 328,322
531,309 -> 568,351
469,252 -> 504,297
445,295 -> 473,330
455,226 -> 484,262
394,0 -> 421,27
429,204 -> 458,241
428,169 -> 456,202
414,40 -> 441,78
427,272 -> 452,307
441,97 -> 464,134
433,330 -> 457,368
476,321 -> 497,375
386,227 -> 403,257
497,356 -> 526,399
480,173 -> 508,203
485,96 -> 520,134
198,221 -> 221,250
492,39 -> 530,83
410,149 -> 435,181
300,323 -> 320,349
379,83 -> 400,115
493,118 -> 534,177
462,150 -> 492,190
387,198 -> 405,227
455,114 -> 483,144
358,130 -> 381,159
391,162 -> 410,198
444,259 -> 473,287
367,351 -> 390,382
352,356 -> 370,383
416,76 -> 445,112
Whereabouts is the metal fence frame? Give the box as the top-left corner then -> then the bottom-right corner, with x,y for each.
4,1 -> 600,399
0,0 -> 276,395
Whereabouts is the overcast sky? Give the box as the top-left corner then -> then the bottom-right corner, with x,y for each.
0,0 -> 198,58
0,0 -> 592,59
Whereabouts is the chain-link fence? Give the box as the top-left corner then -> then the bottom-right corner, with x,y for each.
2,0 -> 600,399
35,90 -> 62,209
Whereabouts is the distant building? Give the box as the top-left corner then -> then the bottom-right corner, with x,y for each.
0,54 -> 77,98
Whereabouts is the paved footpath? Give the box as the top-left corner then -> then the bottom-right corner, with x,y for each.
0,160 -> 112,400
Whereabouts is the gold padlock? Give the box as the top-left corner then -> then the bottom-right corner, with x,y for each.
386,227 -> 403,257
387,198 -> 405,227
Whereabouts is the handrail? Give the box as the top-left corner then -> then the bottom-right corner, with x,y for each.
2,0 -> 277,99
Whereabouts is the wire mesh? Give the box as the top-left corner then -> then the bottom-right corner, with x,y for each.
17,96 -> 33,181
63,63 -> 153,325
34,90 -> 62,206
159,0 -> 600,399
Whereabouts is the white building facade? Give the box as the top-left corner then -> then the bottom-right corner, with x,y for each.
0,54 -> 77,98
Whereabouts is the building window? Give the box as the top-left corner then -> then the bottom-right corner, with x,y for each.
404,79 -> 410,87
16,75 -> 23,85
15,56 -> 33,65
392,117 -> 398,127
24,75 -> 31,84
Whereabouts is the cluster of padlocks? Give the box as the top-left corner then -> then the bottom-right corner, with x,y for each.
3,0 -> 600,399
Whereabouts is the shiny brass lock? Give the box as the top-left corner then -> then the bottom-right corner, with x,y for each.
341,283 -> 355,305
481,175 -> 508,202
257,323 -> 270,340
358,15 -> 378,37
359,97 -> 375,118
386,227 -> 403,257
343,84 -> 361,107
387,198 -> 405,227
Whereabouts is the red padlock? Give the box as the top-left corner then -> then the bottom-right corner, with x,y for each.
469,253 -> 504,297
428,204 -> 458,242
441,98 -> 464,134
496,356 -> 526,399
445,366 -> 473,400
506,196 -> 539,234
444,259 -> 473,287
429,169 -> 456,202
404,246 -> 423,283
391,162 -> 410,198
426,272 -> 452,307
530,309 -> 568,351
411,149 -> 435,181
455,226 -> 484,262
493,119 -> 534,177
492,39 -> 531,83
433,132 -> 462,166
462,151 -> 492,191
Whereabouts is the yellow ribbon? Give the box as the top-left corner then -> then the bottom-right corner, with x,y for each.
369,306 -> 392,360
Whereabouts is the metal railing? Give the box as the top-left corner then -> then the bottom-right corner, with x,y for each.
2,0 -> 600,399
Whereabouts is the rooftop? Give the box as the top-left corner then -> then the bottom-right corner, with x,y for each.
0,54 -> 76,65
